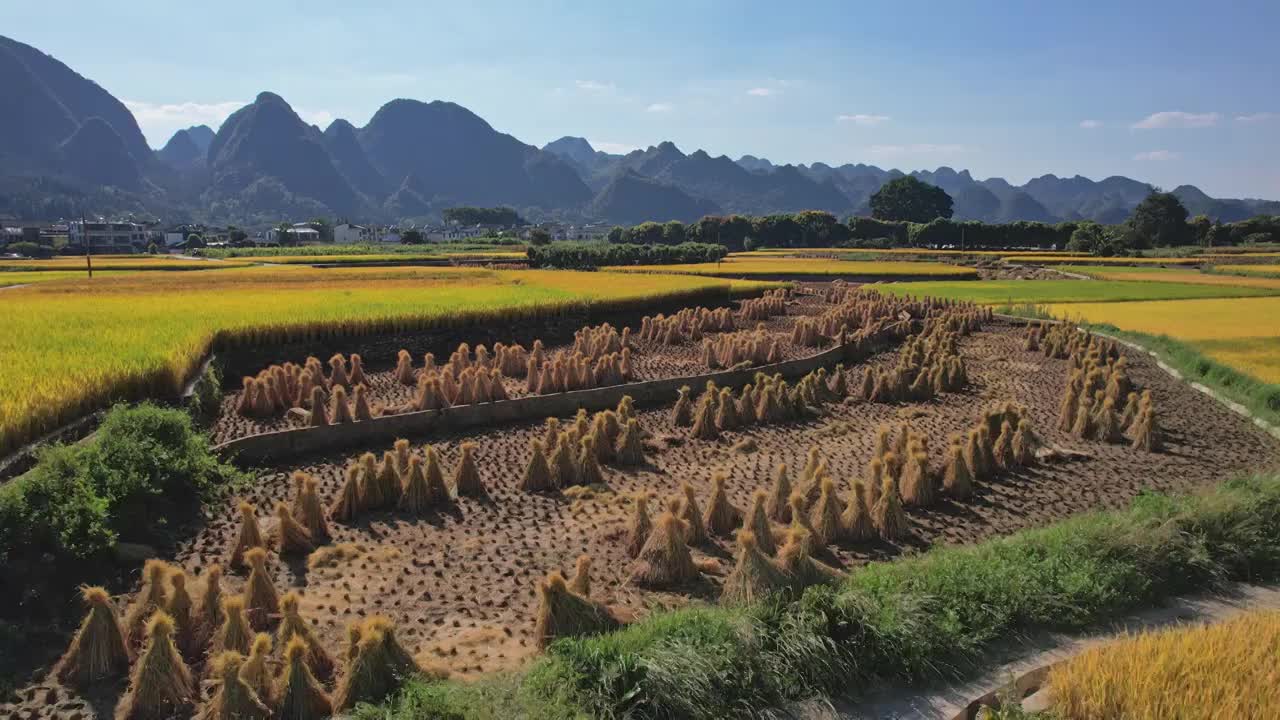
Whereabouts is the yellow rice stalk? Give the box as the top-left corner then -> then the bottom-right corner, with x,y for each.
520,439 -> 554,493
765,463 -> 793,523
194,567 -> 227,647
568,555 -> 592,597
872,476 -> 909,541
230,502 -> 265,570
629,512 -> 699,588
679,483 -> 708,545
690,393 -> 719,440
329,385 -> 354,424
942,443 -> 973,499
274,502 -> 314,556
624,493 -> 653,559
276,591 -> 335,681
840,481 -> 876,542
198,650 -> 270,720
615,418 -> 645,465
423,445 -> 452,504
276,637 -> 334,720
333,616 -> 433,710
720,531 -> 789,605
243,548 -> 279,631
534,571 -> 619,649
298,476 -> 329,542
125,559 -> 171,648
702,473 -> 742,536
775,529 -> 845,590
452,442 -> 486,497
116,611 -> 195,720
742,489 -> 777,556
578,436 -> 605,486
808,478 -> 844,545
212,595 -> 253,656
330,463 -> 364,523
240,632 -> 274,704
359,452 -> 385,510
55,586 -> 131,686
165,569 -> 196,657
899,451 -> 934,506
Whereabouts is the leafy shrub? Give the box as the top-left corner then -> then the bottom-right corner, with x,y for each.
527,242 -> 728,269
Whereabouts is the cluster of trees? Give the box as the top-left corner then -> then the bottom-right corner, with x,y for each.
527,241 -> 728,270
443,206 -> 524,226
1064,193 -> 1280,255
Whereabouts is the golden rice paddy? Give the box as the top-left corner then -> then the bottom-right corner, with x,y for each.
1059,265 -> 1280,289
1211,264 -> 1280,278
0,266 -> 775,454
1006,255 -> 1203,265
612,256 -> 978,278
1047,610 -> 1280,720
0,256 -> 252,271
1044,296 -> 1280,382
256,251 -> 527,264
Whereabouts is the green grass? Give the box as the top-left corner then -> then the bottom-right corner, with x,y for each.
878,279 -> 1280,305
0,270 -> 143,286
362,474 -> 1280,719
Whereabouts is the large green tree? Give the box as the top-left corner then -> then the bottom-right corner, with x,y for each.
870,177 -> 954,223
1128,192 -> 1191,247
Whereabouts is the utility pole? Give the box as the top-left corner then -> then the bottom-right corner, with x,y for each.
82,209 -> 93,279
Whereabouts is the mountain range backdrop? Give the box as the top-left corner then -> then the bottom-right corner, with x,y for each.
3,34 -> 1277,229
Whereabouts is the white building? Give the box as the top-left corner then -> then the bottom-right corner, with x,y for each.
334,223 -> 373,244
68,221 -> 147,250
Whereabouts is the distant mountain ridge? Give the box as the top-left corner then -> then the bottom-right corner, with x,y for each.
1,33 -> 1277,227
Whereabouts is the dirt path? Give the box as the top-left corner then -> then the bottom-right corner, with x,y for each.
803,582 -> 1280,720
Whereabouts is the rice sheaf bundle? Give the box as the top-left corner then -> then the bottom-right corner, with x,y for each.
450,442 -> 485,498
720,531 -> 789,605
872,476 -> 909,541
678,483 -> 708,546
55,586 -> 132,686
276,637 -> 334,720
230,502 -> 265,570
198,650 -> 270,720
624,493 -> 653,559
702,473 -> 742,536
116,612 -> 195,720
520,439 -> 554,493
534,571 -> 620,649
240,633 -> 274,706
615,418 -> 645,465
742,489 -> 777,556
377,451 -> 403,506
629,512 -> 699,588
808,478 -> 844,546
211,595 -> 253,656
124,559 -> 171,648
765,463 -> 793,523
775,529 -> 845,590
276,591 -> 335,681
330,464 -> 364,523
243,548 -> 279,631
672,386 -> 694,426
840,480 -> 877,542
274,502 -> 314,556
333,617 -> 432,711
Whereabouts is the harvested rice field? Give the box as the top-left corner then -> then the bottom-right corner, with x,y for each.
1058,264 -> 1280,289
876,278 -> 1280,304
8,280 -> 1277,719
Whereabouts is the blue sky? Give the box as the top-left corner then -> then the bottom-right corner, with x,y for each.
6,0 -> 1278,198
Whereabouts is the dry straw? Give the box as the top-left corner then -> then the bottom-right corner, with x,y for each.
721,531 -> 789,605
776,529 -> 845,590
624,493 -> 653,559
742,489 -> 777,556
165,569 -> 195,657
629,511 -> 699,588
616,418 -> 645,465
277,591 -> 335,681
199,650 -> 270,720
55,586 -> 131,686
703,473 -> 742,536
569,555 -> 592,596
840,481 -> 876,542
765,463 -> 793,523
230,502 -> 266,570
377,451 -> 403,506
872,476 -> 909,541
330,464 -> 364,522
808,478 -> 843,546
679,483 -> 708,546
534,570 -> 620,649
274,502 -> 314,556
333,616 -> 431,710
193,564 -> 224,653
243,548 -> 279,631
277,637 -> 334,720
942,444 -> 973,499
124,559 -> 170,648
212,595 -> 253,656
520,439 -> 554,493
116,611 -> 195,720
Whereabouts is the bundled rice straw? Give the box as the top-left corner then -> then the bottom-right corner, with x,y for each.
533,571 -> 620,649
629,512 -> 699,587
211,595 -> 253,656
276,637 -> 334,720
198,650 -> 270,720
54,586 -> 131,686
720,531 -> 789,605
116,612 -> 195,720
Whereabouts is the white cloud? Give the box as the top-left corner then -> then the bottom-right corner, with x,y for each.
1132,111 -> 1220,129
1079,119 -> 1102,129
837,114 -> 890,126
123,99 -> 245,147
298,108 -> 336,128
1133,149 -> 1179,161
746,87 -> 774,97
867,143 -> 971,157
575,79 -> 617,94
1236,112 -> 1277,124
590,140 -> 638,155
646,102 -> 674,113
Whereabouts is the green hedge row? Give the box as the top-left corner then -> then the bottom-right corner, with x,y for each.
363,473 -> 1280,719
526,242 -> 728,269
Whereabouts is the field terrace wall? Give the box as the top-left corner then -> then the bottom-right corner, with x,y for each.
216,326 -> 903,464
213,289 -> 741,385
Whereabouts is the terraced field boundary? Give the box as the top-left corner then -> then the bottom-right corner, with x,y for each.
215,329 -> 899,464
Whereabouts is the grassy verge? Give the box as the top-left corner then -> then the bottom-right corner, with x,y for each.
363,474 -> 1280,719
998,303 -> 1280,427
879,279 -> 1280,304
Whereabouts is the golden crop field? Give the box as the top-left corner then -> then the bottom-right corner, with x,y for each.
1059,265 -> 1280,289
1211,263 -> 1280,277
0,256 -> 252,271
1047,610 -> 1280,720
258,251 -> 527,264
736,248 -> 1089,258
1044,296 -> 1280,382
0,270 -> 152,287
612,256 -> 978,278
1005,255 -> 1203,265
0,266 -> 775,454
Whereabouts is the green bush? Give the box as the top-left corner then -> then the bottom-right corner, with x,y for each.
526,242 -> 728,269
371,474 -> 1280,719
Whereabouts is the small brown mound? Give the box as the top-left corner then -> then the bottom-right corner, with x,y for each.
534,571 -> 620,649
116,612 -> 195,720
629,512 -> 699,588
720,531 -> 789,605
54,586 -> 131,687
277,637 -> 334,720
